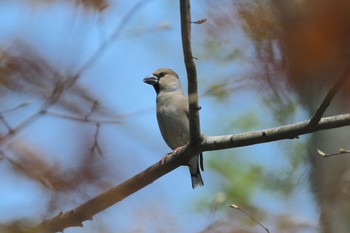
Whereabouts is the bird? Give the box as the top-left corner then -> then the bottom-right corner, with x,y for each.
143,68 -> 204,188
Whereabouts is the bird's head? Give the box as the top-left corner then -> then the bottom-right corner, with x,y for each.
144,68 -> 182,94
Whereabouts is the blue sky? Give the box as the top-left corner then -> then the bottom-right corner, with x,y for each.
0,1 -> 318,232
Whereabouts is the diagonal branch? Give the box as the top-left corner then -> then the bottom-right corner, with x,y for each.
308,65 -> 350,128
25,148 -> 189,233
180,0 -> 201,145
24,112 -> 350,233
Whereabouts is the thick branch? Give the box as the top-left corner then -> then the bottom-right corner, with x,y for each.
25,113 -> 350,232
24,149 -> 191,233
180,0 -> 201,145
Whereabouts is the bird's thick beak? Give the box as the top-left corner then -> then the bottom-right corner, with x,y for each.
143,75 -> 158,85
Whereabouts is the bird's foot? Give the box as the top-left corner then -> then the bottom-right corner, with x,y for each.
160,146 -> 184,165
172,146 -> 184,155
160,152 -> 171,165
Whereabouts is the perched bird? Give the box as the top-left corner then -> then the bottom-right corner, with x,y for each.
144,68 -> 204,188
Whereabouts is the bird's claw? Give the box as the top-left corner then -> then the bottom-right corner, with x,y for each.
159,146 -> 184,165
172,146 -> 183,155
160,153 -> 172,165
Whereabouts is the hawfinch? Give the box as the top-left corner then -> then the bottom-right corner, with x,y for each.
144,68 -> 204,188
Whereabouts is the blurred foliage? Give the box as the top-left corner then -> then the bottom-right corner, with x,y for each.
237,0 -> 279,42
199,39 -> 245,63
28,0 -> 109,11
76,0 -> 109,11
204,141 -> 309,204
205,83 -> 230,100
229,112 -> 259,131
206,153 -> 263,210
0,10 -> 123,233
262,94 -> 297,124
261,141 -> 309,197
202,77 -> 254,102
197,2 -> 314,231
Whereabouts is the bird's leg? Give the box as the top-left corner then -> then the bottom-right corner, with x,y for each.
160,146 -> 184,165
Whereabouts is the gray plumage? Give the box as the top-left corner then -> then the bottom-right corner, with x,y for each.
144,68 -> 204,188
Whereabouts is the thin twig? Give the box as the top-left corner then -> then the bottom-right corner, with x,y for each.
317,148 -> 350,157
45,110 -> 122,125
0,111 -> 44,145
0,102 -> 31,114
84,100 -> 99,120
191,19 -> 207,24
308,65 -> 350,127
230,204 -> 270,233
0,115 -> 13,133
90,123 -> 103,156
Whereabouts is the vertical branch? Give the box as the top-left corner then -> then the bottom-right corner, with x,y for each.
180,0 -> 201,144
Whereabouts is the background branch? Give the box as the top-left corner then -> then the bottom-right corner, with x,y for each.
308,64 -> 350,127
74,0 -> 150,78
0,0 -> 146,146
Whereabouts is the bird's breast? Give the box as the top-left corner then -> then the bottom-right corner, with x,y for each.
156,101 -> 189,150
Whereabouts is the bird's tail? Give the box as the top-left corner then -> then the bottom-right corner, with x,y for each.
188,153 -> 204,189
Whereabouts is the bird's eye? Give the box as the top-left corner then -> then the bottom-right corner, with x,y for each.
158,72 -> 166,78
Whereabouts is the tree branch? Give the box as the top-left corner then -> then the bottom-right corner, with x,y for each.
202,113 -> 350,151
25,148 -> 190,233
24,112 -> 350,233
180,0 -> 201,145
308,65 -> 350,127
